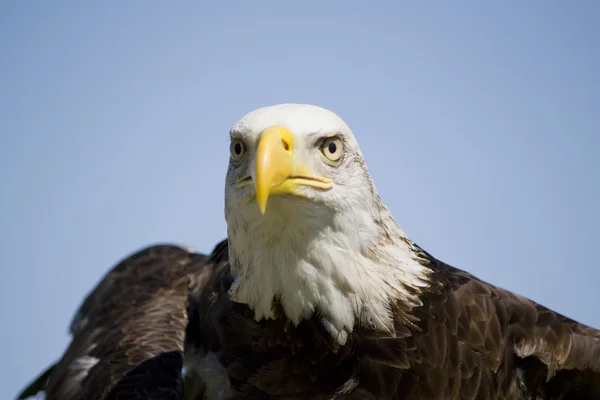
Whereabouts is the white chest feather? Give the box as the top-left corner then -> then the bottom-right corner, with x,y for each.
226,196 -> 431,345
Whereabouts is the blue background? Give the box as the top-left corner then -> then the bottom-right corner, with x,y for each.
1,2 -> 598,398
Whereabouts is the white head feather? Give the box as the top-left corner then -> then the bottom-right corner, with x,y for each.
224,104 -> 431,345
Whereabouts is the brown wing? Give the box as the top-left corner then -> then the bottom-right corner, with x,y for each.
17,244 -> 211,400
400,250 -> 600,399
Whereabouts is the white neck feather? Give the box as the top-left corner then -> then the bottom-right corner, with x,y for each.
226,194 -> 431,345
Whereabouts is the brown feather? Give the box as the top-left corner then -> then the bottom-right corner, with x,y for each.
18,245 -> 211,400
17,239 -> 600,400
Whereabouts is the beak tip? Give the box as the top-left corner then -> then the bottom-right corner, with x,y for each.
257,195 -> 268,214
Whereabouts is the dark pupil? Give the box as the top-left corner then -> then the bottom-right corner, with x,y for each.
234,142 -> 242,155
328,142 -> 337,154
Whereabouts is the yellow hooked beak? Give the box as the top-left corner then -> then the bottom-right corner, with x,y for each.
254,126 -> 333,214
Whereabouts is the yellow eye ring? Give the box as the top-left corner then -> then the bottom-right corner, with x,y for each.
320,137 -> 343,162
230,138 -> 246,162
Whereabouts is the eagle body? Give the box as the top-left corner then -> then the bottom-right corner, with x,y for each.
189,241 -> 600,400
17,104 -> 600,399
19,241 -> 600,400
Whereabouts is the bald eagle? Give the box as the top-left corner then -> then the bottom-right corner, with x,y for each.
18,104 -> 600,399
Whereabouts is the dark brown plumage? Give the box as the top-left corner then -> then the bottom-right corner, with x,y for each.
17,239 -> 600,400
17,245 -> 209,400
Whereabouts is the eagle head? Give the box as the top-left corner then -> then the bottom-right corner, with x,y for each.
223,104 -> 430,345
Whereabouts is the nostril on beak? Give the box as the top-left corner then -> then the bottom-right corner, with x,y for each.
281,139 -> 290,151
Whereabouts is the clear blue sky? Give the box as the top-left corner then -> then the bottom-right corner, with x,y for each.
1,2 -> 598,398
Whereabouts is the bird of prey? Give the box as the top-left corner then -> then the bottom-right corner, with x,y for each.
18,104 -> 600,399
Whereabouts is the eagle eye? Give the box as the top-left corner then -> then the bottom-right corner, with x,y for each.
230,138 -> 246,162
320,136 -> 343,162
